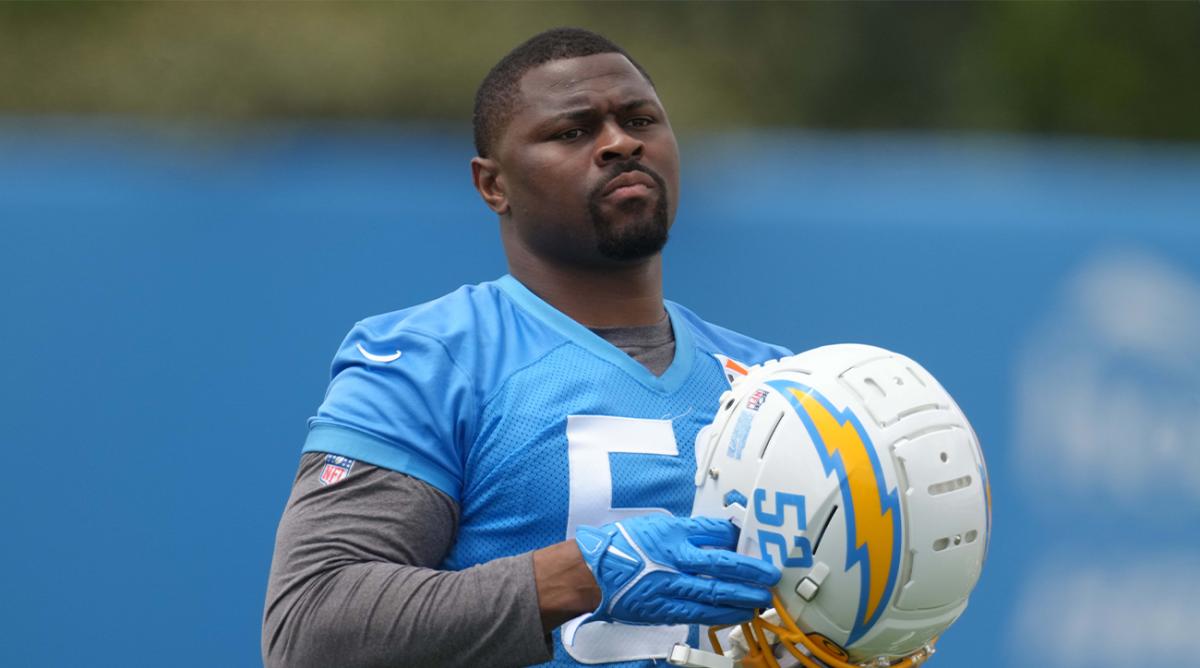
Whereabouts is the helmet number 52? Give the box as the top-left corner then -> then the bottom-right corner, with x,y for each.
753,488 -> 814,568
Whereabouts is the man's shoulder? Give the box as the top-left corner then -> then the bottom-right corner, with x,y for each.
669,300 -> 792,365
344,277 -> 564,390
355,279 -> 507,344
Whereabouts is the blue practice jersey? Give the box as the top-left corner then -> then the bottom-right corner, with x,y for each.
304,275 -> 790,666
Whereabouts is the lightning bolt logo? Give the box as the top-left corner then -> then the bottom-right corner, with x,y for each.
768,380 -> 902,645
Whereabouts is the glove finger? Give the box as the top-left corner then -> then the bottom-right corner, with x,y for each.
618,585 -> 764,626
692,603 -> 764,627
682,516 -> 739,550
664,573 -> 775,609
675,545 -> 782,586
661,600 -> 763,627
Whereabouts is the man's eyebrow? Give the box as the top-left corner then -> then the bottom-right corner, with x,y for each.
544,99 -> 659,124
548,107 -> 600,124
618,99 -> 657,114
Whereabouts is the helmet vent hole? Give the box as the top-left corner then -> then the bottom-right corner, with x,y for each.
905,366 -> 927,387
939,452 -> 948,463
724,398 -> 735,411
863,377 -> 886,397
933,537 -> 949,552
812,505 -> 839,555
757,411 -> 786,460
965,530 -> 978,543
927,475 -> 972,496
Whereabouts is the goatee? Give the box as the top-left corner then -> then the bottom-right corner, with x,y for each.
587,163 -> 671,261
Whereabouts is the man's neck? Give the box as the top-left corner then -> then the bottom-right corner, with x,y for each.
507,255 -> 665,328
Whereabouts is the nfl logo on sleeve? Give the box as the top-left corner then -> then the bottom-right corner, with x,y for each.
319,454 -> 355,486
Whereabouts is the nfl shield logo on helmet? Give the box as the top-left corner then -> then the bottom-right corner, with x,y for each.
319,454 -> 355,486
745,388 -> 770,411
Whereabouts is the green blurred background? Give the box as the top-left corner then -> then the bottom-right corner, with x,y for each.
3,1 -> 1197,140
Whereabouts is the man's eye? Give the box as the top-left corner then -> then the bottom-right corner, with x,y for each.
626,117 -> 654,128
556,129 -> 585,141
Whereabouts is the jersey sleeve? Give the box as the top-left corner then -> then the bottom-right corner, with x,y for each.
304,322 -> 477,503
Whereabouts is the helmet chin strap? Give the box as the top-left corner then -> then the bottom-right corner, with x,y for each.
667,590 -> 937,668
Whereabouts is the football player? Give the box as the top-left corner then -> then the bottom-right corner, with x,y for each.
262,28 -> 791,667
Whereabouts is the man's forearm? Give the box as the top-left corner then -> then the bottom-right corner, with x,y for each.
265,553 -> 549,668
532,540 -> 602,632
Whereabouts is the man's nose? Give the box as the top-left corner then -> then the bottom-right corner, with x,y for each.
595,122 -> 644,165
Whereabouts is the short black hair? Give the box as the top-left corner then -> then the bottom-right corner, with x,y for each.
473,27 -> 654,158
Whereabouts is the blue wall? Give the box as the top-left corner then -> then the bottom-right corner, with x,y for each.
3,120 -> 1198,667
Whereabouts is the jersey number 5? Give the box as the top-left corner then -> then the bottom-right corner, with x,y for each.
562,415 -> 690,663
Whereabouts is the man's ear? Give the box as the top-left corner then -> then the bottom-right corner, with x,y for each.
471,157 -> 509,215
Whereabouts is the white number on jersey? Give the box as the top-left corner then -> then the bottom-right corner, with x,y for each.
562,415 -> 690,664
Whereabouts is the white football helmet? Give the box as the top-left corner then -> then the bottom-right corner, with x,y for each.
678,344 -> 990,668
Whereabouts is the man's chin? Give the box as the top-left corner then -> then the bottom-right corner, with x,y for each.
595,221 -> 669,261
589,188 -> 671,261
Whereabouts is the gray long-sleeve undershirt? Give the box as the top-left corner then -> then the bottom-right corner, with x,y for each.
263,317 -> 675,668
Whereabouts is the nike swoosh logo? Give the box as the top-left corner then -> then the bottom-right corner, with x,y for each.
356,342 -> 402,363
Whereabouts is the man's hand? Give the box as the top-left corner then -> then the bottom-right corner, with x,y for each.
574,515 -> 780,626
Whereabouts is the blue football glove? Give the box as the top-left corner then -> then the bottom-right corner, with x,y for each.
575,514 -> 780,627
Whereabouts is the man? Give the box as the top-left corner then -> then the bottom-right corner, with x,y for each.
263,27 -> 791,667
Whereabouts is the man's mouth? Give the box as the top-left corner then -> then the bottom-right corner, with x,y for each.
601,170 -> 657,199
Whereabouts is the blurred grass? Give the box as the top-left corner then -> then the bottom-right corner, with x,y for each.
1,1 -> 1197,140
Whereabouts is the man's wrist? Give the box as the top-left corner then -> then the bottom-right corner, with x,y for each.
532,540 -> 602,632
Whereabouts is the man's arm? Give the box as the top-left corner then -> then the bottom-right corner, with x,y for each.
531,540 -> 602,631
263,452 -> 775,668
262,452 -> 555,668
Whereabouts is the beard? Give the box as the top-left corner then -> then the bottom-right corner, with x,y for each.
587,163 -> 671,261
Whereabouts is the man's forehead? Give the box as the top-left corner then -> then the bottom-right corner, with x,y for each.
516,53 -> 655,110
